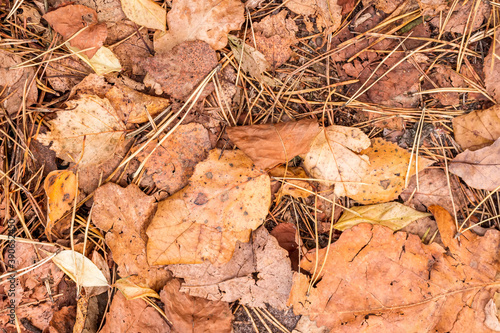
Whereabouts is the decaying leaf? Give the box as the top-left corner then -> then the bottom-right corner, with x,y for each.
153,0 -> 244,52
228,35 -> 274,85
147,149 -> 271,265
449,137 -> 500,191
44,170 -> 77,238
43,5 -> 107,58
269,166 -> 314,200
227,119 -> 321,169
303,125 -> 371,197
142,40 -> 217,100
347,138 -> 434,204
121,0 -> 166,31
161,279 -> 233,333
37,94 -> 127,167
285,0 -> 342,34
92,183 -> 171,290
453,105 -> 500,151
288,205 -> 500,332
169,226 -> 293,309
430,0 -> 490,34
52,250 -> 109,287
114,278 -> 160,300
334,202 -> 431,231
68,44 -> 122,75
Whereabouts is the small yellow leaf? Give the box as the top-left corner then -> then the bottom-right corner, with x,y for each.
67,44 -> 122,75
334,202 -> 431,231
121,0 -> 166,32
52,250 -> 109,287
114,278 -> 160,300
44,170 -> 77,224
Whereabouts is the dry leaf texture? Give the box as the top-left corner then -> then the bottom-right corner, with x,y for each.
453,104 -> 500,151
286,0 -> 342,34
121,0 -> 166,31
228,35 -> 273,85
269,166 -> 314,199
147,149 -> 271,265
485,28 -> 500,103
168,226 -> 293,309
44,170 -> 77,239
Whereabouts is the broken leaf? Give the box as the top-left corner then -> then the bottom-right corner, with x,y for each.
52,250 -> 109,287
161,279 -> 233,333
121,0 -> 166,31
153,0 -> 244,52
114,278 -> 160,300
334,202 -> 431,231
227,119 -> 321,169
44,170 -> 77,238
169,226 -> 293,309
453,105 -> 500,151
228,35 -> 274,85
147,149 -> 271,265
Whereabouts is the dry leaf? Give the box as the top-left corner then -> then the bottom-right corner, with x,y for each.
68,73 -> 112,99
449,137 -> 500,191
142,40 -> 217,100
168,226 -> 293,309
68,45 -> 122,75
45,56 -> 91,93
416,0 -> 448,16
347,138 -> 434,204
430,0 -> 490,34
288,205 -> 500,332
228,35 -> 274,85
270,222 -> 300,270
121,0 -> 166,31
43,5 -> 107,58
303,125 -> 371,197
85,250 -> 111,297
44,170 -> 77,239
37,94 -> 127,167
114,278 -> 160,300
48,0 -> 127,22
453,105 -> 500,151
227,119 -> 321,169
485,298 -> 500,331
105,84 -> 170,124
147,149 -> 271,265
92,183 -> 171,290
485,28 -> 500,103
269,166 -> 314,199
285,0 -> 342,34
161,279 -> 233,333
334,202 -> 431,231
52,250 -> 109,287
292,316 -> 329,333
153,0 -> 244,52
46,306 -> 76,333
100,292 -> 170,333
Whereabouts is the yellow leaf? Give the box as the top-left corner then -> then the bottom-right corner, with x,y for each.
114,278 -> 160,300
121,0 -> 166,31
67,44 -> 122,75
44,169 -> 77,225
52,250 -> 109,287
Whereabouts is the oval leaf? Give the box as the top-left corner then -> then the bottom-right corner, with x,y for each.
52,250 -> 109,287
114,278 -> 160,300
121,0 -> 166,31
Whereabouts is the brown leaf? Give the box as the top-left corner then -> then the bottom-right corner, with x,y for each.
48,0 -> 126,22
142,40 -> 217,100
0,49 -> 38,114
269,166 -> 314,200
288,206 -> 500,332
161,279 -> 233,333
416,0 -> 449,16
92,183 -> 171,290
430,0 -> 490,34
449,137 -> 500,191
43,5 -> 107,58
453,105 -> 500,151
485,28 -> 500,103
147,149 -> 271,265
133,123 -> 212,194
100,292 -> 170,333
285,0 -> 342,34
227,119 -> 321,169
68,73 -> 112,99
400,168 -> 468,214
153,0 -> 244,52
168,226 -> 293,309
45,305 -> 76,333
45,56 -> 91,93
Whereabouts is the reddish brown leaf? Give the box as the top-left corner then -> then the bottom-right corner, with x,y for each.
453,105 -> 500,151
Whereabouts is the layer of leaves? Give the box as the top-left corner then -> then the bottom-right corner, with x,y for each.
121,0 -> 166,31
453,104 -> 500,151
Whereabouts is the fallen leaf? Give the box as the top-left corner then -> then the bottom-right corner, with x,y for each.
46,306 -> 76,333
347,138 -> 434,204
270,222 -> 300,270
133,123 -> 212,194
52,250 -> 109,287
0,49 -> 38,114
142,40 -> 217,100
121,0 -> 166,31
161,279 -> 233,333
449,137 -> 500,191
288,205 -> 500,332
269,165 -> 314,200
84,250 -> 111,297
400,168 -> 469,214
401,216 -> 442,245
44,170 -> 77,239
416,0 -> 449,16
48,0 -> 127,22
68,73 -> 112,99
92,183 -> 171,290
147,149 -> 271,265
430,0 -> 490,34
227,119 -> 321,169
285,0 -> 342,34
303,125 -> 371,197
292,316 -> 329,333
45,56 -> 91,93
453,105 -> 500,151
105,84 -> 170,124
334,202 -> 431,231
362,0 -> 404,13
37,94 -> 127,167
228,35 -> 274,85
485,28 -> 500,103
43,5 -> 107,58
114,278 -> 160,300
68,45 -> 122,75
168,226 -> 293,309
100,292 -> 170,333
153,0 -> 244,52
484,298 -> 500,331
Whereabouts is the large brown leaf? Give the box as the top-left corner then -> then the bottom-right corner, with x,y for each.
146,149 -> 271,266
288,206 -> 500,332
453,105 -> 500,151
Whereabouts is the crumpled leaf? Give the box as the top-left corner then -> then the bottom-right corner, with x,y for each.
37,94 -> 127,167
142,40 -> 217,100
68,44 -> 122,75
168,226 -> 293,309
347,138 -> 434,204
153,0 -> 244,52
147,149 -> 271,265
44,170 -> 77,239
449,137 -> 500,191
334,202 -> 431,231
52,250 -> 109,287
92,183 -> 171,290
161,279 -> 233,333
100,292 -> 170,333
303,125 -> 371,197
114,278 -> 160,300
121,0 -> 166,31
227,119 -> 321,169
453,104 -> 500,151
43,5 -> 107,58
288,205 -> 500,332
285,0 -> 341,34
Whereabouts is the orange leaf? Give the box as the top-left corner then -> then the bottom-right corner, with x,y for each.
44,170 -> 77,239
